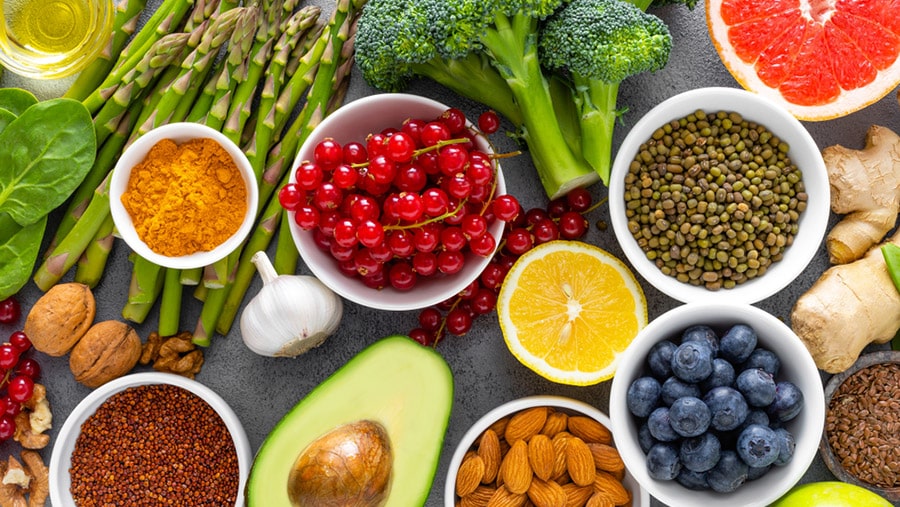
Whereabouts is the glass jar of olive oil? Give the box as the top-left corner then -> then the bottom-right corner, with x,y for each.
0,0 -> 114,79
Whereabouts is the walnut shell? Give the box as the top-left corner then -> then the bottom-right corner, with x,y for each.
69,321 -> 141,388
24,283 -> 95,356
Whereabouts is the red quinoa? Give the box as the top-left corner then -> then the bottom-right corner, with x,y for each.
69,383 -> 239,506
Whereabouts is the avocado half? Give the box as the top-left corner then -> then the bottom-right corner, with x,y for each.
245,335 -> 454,506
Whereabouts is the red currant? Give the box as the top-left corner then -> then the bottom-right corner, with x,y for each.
413,224 -> 441,253
332,164 -> 359,189
505,228 -> 534,255
357,220 -> 385,249
467,157 -> 493,186
468,231 -> 497,256
332,218 -> 359,248
437,250 -> 465,275
525,207 -> 550,226
0,297 -> 21,324
471,288 -> 498,314
14,358 -> 40,380
532,218 -> 560,244
387,230 -> 415,257
548,198 -> 569,218
394,164 -> 428,192
480,262 -> 506,290
353,249 -> 382,277
558,211 -> 588,239
330,243 -> 356,262
342,141 -> 368,165
445,173 -> 473,200
314,138 -> 343,168
8,331 -> 30,353
367,154 -> 397,185
7,376 -> 33,403
420,121 -> 451,147
438,144 -> 468,175
477,110 -> 500,134
492,194 -> 521,222
294,205 -> 320,230
278,183 -> 305,211
0,414 -> 14,441
396,192 -> 425,222
348,195 -> 380,223
440,227 -> 467,252
386,131 -> 416,163
440,108 -> 468,134
412,252 -> 438,277
422,188 -> 450,217
389,262 -> 417,291
400,118 -> 426,146
566,187 -> 593,212
410,328 -> 436,346
312,182 -> 343,211
294,161 -> 324,190
0,344 -> 18,370
446,307 -> 472,335
418,307 -> 443,331
461,214 -> 488,239
366,132 -> 388,157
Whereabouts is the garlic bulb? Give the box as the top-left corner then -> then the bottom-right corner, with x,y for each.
240,251 -> 343,357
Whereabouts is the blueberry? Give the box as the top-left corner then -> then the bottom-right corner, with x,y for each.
700,358 -> 736,392
767,381 -> 804,422
646,443 -> 682,480
747,464 -> 771,481
638,422 -> 657,454
676,469 -> 709,490
719,324 -> 757,363
740,409 -> 770,431
668,396 -> 711,437
647,407 -> 679,442
736,368 -> 776,407
671,340 -> 714,383
773,427 -> 796,466
736,423 -> 779,468
706,450 -> 748,493
681,325 -> 719,355
627,376 -> 662,418
704,386 -> 749,431
648,340 -> 677,379
741,348 -> 780,376
661,376 -> 701,406
679,432 -> 721,472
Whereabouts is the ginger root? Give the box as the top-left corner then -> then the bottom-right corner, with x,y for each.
824,125 -> 900,264
791,229 -> 900,373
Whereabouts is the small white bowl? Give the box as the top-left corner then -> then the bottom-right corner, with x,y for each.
608,87 -> 829,304
609,303 -> 825,507
444,395 -> 650,507
49,372 -> 253,507
109,122 -> 258,270
288,93 -> 506,311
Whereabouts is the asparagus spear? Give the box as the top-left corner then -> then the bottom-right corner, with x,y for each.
121,256 -> 164,324
65,0 -> 148,101
74,213 -> 115,288
184,0 -> 221,31
158,268 -> 183,336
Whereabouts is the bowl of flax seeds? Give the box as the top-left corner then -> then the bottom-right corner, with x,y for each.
820,350 -> 900,503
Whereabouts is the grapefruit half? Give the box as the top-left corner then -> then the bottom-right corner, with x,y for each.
707,0 -> 900,120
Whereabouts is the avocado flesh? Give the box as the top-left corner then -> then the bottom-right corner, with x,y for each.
246,335 -> 454,507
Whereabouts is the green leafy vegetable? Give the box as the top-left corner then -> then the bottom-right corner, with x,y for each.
880,243 -> 900,350
0,88 -> 38,116
0,109 -> 16,135
0,214 -> 46,298
0,98 -> 96,227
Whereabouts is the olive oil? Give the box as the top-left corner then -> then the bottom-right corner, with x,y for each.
4,0 -> 92,54
0,0 -> 113,79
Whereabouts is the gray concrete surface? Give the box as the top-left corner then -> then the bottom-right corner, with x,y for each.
3,1 -> 900,505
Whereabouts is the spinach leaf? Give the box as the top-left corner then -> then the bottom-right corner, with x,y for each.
0,98 -> 95,227
0,213 -> 46,300
0,88 -> 38,116
0,109 -> 16,135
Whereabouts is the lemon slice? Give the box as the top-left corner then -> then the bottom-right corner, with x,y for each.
498,241 -> 648,386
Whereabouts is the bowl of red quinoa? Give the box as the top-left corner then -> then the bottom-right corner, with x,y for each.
820,351 -> 900,503
49,372 -> 252,506
608,87 -> 829,304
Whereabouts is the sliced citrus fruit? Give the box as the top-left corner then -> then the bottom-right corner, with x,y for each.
497,241 -> 647,386
707,0 -> 900,120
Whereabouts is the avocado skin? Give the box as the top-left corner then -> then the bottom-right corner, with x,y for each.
245,335 -> 455,507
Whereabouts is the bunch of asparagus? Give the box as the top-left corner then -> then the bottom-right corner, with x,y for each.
34,0 -> 365,346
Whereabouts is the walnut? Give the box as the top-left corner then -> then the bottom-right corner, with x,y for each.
69,320 -> 141,388
0,457 -> 27,507
24,283 -> 95,356
141,332 -> 204,378
21,452 -> 47,507
13,384 -> 51,450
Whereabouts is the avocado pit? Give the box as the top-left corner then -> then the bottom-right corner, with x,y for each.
288,420 -> 392,507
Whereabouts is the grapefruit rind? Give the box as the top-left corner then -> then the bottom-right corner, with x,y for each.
497,241 -> 648,386
706,0 -> 900,121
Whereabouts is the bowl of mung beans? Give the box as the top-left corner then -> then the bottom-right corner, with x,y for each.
49,372 -> 253,507
608,87 -> 829,304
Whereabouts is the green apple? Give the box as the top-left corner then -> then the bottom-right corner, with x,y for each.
771,481 -> 892,507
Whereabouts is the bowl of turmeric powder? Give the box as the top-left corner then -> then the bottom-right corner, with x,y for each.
109,122 -> 258,270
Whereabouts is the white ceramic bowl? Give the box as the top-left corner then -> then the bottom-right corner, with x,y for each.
444,395 -> 650,507
288,93 -> 506,311
49,372 -> 253,506
608,87 -> 829,304
609,303 -> 825,507
109,122 -> 258,270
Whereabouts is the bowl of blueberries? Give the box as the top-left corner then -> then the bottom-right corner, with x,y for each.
609,302 -> 825,507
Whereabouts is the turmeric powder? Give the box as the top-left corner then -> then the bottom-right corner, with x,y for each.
120,137 -> 247,257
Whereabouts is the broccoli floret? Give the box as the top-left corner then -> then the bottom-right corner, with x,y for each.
356,0 -> 601,199
540,0 -> 673,184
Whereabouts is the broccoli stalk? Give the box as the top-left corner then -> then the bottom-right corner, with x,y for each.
355,0 -> 601,199
540,0 -> 673,185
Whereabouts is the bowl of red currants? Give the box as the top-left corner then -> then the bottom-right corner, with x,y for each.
609,302 -> 825,507
282,93 -> 512,311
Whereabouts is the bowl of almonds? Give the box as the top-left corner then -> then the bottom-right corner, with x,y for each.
444,395 -> 649,507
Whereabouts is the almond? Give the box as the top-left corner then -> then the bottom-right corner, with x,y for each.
585,492 -> 615,507
500,440 -> 533,495
586,443 -> 625,474
458,454 -> 487,497
479,429 -> 502,484
487,485 -> 528,507
462,485 -> 497,507
527,434 -> 555,481
541,411 -> 569,437
592,470 -> 630,505
551,432 -> 571,481
565,437 -> 596,487
488,416 -> 510,440
527,477 -> 567,507
561,483 -> 594,507
505,407 -> 548,443
567,416 -> 611,445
